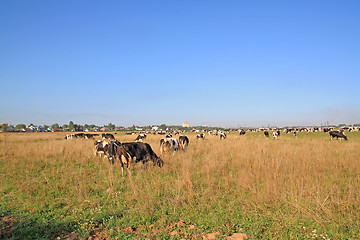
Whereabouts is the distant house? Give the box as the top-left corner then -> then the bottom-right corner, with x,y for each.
152,126 -> 159,131
182,122 -> 190,128
135,127 -> 143,131
100,127 -> 106,132
27,124 -> 36,131
26,124 -> 44,132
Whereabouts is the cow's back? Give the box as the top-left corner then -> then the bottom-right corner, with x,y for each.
122,142 -> 159,163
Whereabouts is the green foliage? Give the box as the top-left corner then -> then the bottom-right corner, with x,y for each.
107,123 -> 115,131
15,124 -> 26,130
69,121 -> 74,131
1,123 -> 8,132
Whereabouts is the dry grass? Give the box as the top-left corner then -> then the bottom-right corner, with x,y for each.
1,131 -> 359,239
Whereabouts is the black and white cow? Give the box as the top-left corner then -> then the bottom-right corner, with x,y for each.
196,133 -> 206,140
272,131 -> 279,140
107,140 -> 163,176
94,140 -> 110,158
323,128 -> 333,133
219,132 -> 227,140
85,133 -> 98,139
65,134 -> 75,140
329,131 -> 348,141
135,133 -> 147,142
102,133 -> 115,140
179,135 -> 189,150
160,137 -> 180,155
239,130 -> 246,136
75,133 -> 85,138
264,131 -> 269,137
65,133 -> 87,139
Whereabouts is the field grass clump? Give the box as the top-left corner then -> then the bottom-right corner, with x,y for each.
1,131 -> 360,239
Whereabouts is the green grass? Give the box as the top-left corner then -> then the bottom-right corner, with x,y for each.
1,131 -> 360,239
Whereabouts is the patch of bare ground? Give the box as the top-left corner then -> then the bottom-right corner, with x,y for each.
203,232 -> 248,240
108,220 -> 248,240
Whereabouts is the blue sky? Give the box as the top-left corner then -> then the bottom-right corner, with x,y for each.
1,1 -> 359,127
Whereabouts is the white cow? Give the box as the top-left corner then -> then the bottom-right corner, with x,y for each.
272,132 -> 279,140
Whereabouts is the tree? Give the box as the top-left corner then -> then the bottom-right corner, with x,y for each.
69,121 -> 74,131
1,124 -> 8,132
15,124 -> 26,131
51,123 -> 60,129
107,123 -> 115,131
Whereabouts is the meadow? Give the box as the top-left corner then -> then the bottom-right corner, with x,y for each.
0,131 -> 359,239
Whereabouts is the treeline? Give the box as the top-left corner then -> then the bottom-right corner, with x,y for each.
1,122 -> 197,133
2,121 -> 359,133
0,121 -> 124,133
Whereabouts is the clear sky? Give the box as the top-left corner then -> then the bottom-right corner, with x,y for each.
1,1 -> 359,128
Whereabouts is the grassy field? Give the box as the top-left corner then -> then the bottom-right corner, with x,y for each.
1,131 -> 360,239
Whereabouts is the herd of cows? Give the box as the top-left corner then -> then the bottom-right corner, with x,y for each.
63,127 -> 354,175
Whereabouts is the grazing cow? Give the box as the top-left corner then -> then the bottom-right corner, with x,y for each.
329,131 -> 348,141
107,140 -> 163,176
74,133 -> 85,138
160,137 -> 180,155
239,130 -> 246,136
102,133 -> 115,140
85,134 -> 97,139
65,134 -> 75,140
65,133 -> 87,139
284,128 -> 294,134
166,133 -> 173,138
272,132 -> 279,140
179,135 -> 189,150
219,132 -> 227,140
196,133 -> 206,140
323,128 -> 333,133
135,133 -> 147,142
94,140 -> 110,158
264,131 -> 269,137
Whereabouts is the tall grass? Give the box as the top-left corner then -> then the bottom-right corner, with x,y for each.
1,131 -> 359,239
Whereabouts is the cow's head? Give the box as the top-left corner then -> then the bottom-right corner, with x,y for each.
107,156 -> 115,164
155,157 -> 164,167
